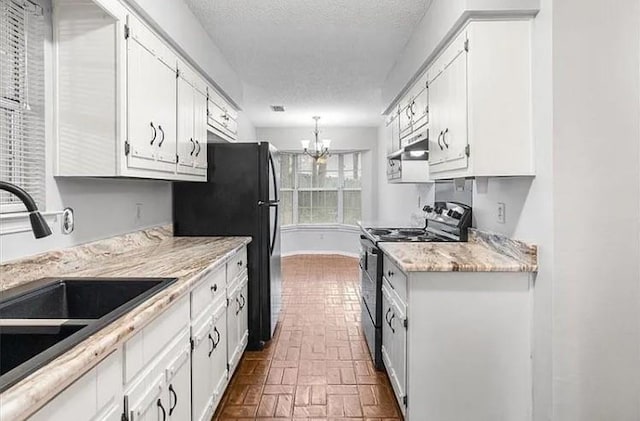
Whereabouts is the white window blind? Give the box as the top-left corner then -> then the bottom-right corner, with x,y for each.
0,0 -> 45,212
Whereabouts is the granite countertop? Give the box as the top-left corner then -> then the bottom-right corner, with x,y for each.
379,229 -> 538,273
0,226 -> 251,421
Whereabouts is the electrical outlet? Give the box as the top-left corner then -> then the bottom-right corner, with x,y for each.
497,202 -> 506,224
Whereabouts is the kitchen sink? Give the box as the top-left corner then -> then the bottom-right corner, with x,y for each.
0,277 -> 176,392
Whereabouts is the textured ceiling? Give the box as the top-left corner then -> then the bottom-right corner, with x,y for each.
184,0 -> 432,128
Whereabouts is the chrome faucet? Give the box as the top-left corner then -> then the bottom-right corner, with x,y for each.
0,181 -> 52,238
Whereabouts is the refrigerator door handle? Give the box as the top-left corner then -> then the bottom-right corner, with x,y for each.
268,152 -> 279,256
258,200 -> 280,206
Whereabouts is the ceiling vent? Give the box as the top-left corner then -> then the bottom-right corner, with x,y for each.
270,105 -> 286,112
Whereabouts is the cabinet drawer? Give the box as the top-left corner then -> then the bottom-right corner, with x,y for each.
227,247 -> 247,285
382,254 -> 407,303
124,295 -> 190,384
191,266 -> 226,322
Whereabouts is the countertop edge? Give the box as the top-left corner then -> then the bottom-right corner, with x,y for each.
0,237 -> 251,421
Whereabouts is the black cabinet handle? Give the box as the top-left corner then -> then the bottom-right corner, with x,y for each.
389,312 -> 396,333
387,270 -> 394,278
237,260 -> 243,267
239,293 -> 246,310
442,128 -> 449,148
236,297 -> 241,315
208,333 -> 215,357
190,138 -> 195,155
437,130 -> 444,150
195,140 -> 201,157
385,308 -> 391,324
168,384 -> 177,416
157,399 -> 166,421
149,122 -> 157,145
212,326 -> 220,348
211,284 -> 217,293
158,125 -> 165,147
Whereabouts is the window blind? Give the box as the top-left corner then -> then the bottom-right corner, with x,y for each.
0,0 -> 45,212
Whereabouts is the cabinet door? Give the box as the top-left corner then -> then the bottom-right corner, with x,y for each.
127,35 -> 158,165
440,47 -> 468,170
389,295 -> 407,410
226,285 -> 240,372
428,69 -> 447,166
210,301 -> 229,406
165,346 -> 191,421
191,318 -> 214,421
411,82 -> 429,132
236,278 -> 249,350
153,59 -> 178,166
193,89 -> 208,170
177,76 -> 195,171
398,101 -> 412,140
128,373 -> 165,421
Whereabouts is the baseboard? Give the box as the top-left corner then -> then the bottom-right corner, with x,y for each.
282,250 -> 359,259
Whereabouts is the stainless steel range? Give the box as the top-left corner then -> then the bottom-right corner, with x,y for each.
359,201 -> 472,369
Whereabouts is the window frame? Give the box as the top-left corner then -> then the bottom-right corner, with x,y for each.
280,152 -> 362,227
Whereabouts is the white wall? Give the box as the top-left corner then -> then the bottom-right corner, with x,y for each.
0,0 -> 249,263
552,0 -> 640,419
256,126 -> 379,255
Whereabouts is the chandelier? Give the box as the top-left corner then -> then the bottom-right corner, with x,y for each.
301,116 -> 331,163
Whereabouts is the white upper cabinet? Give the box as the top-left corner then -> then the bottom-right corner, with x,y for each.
207,88 -> 238,142
126,14 -> 178,173
177,62 -> 208,177
428,20 -> 534,179
385,18 -> 534,180
52,0 -> 230,181
427,30 -> 468,172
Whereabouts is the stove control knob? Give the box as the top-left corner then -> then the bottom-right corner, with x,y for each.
434,207 -> 444,215
447,209 -> 462,220
423,205 -> 434,213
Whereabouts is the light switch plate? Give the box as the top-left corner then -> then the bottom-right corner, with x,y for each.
497,202 -> 506,224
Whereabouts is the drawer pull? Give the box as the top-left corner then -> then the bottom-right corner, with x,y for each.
387,270 -> 394,278
211,284 -> 218,293
237,260 -> 243,267
212,326 -> 220,349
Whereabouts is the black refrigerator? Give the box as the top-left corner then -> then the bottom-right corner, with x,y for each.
172,142 -> 282,350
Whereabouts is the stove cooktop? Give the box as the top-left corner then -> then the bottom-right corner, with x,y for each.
365,227 -> 450,243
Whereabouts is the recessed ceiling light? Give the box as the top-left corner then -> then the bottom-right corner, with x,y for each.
270,105 -> 286,112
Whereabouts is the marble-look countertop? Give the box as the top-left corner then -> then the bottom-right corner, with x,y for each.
0,226 -> 251,421
379,229 -> 537,272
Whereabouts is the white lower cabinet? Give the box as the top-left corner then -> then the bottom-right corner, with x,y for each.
381,252 -> 534,421
381,280 -> 407,417
29,350 -> 122,421
191,299 -> 228,421
27,246 -> 249,421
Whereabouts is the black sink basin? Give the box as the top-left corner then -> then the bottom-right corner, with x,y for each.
0,277 -> 176,392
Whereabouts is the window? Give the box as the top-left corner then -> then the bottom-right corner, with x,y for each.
280,152 -> 362,226
0,0 -> 45,212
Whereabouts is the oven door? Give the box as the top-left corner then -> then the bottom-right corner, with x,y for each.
359,236 -> 379,327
